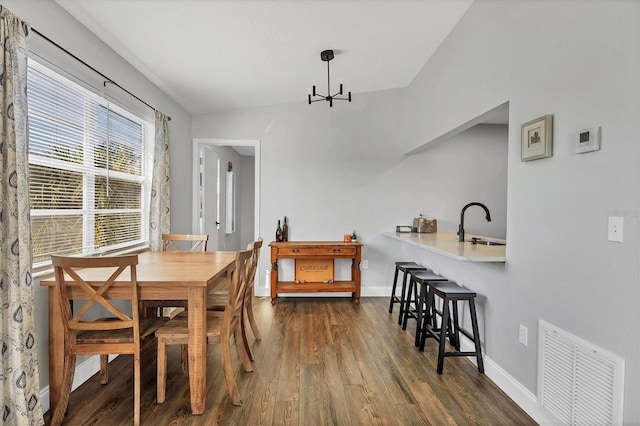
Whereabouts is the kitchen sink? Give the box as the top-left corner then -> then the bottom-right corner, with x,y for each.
467,238 -> 506,246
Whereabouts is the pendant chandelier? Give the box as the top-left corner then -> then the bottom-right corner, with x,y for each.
308,49 -> 352,107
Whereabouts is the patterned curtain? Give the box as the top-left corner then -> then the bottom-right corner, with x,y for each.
149,110 -> 171,251
0,6 -> 44,425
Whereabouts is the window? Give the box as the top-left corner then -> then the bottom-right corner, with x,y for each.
27,60 -> 153,267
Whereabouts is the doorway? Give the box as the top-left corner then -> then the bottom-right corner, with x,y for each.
192,138 -> 260,252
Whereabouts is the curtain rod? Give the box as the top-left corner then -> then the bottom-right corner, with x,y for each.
31,27 -> 171,121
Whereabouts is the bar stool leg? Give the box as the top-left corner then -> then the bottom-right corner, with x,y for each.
418,289 -> 431,351
450,299 -> 460,350
388,267 -> 400,314
436,298 -> 450,374
401,275 -> 416,330
397,270 -> 411,325
468,299 -> 484,373
414,280 -> 429,347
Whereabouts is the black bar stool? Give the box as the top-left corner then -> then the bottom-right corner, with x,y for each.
419,280 -> 484,374
388,262 -> 426,325
401,270 -> 447,344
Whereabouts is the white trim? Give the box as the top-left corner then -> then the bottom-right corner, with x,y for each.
192,138 -> 261,242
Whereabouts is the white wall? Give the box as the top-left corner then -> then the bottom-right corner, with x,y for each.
239,155 -> 256,249
192,92 -> 509,293
404,1 -> 639,423
1,0 -> 192,411
194,1 -> 640,423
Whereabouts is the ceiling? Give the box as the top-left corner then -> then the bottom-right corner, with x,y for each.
55,0 -> 474,116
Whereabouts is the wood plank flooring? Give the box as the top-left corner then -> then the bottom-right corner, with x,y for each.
49,297 -> 536,425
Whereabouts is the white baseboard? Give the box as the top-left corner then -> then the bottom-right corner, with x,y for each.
40,354 -> 118,415
255,286 -> 390,298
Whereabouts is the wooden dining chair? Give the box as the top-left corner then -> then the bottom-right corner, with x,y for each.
162,233 -> 209,252
155,248 -> 254,406
207,237 -> 263,360
144,233 -> 210,318
50,255 -> 168,426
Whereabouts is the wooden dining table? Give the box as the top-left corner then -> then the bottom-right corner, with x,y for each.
40,250 -> 237,415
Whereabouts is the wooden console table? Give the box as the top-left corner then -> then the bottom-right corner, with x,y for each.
269,241 -> 363,304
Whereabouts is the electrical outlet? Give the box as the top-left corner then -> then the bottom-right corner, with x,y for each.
361,260 -> 369,269
607,216 -> 623,242
519,325 -> 528,346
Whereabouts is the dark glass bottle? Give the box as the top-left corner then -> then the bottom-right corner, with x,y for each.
282,216 -> 289,241
276,220 -> 284,242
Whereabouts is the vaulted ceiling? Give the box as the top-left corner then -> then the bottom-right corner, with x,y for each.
56,0 -> 474,115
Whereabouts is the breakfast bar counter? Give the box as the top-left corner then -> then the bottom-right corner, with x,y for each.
382,232 -> 506,262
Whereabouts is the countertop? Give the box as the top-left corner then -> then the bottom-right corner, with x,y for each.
382,232 -> 506,262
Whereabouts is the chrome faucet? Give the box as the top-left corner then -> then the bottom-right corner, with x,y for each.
458,202 -> 492,242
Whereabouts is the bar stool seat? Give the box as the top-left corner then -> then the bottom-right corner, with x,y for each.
419,280 -> 484,375
388,262 -> 426,325
401,270 -> 447,346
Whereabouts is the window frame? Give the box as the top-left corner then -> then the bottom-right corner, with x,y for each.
27,59 -> 154,271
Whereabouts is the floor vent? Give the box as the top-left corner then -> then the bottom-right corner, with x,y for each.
537,320 -> 625,425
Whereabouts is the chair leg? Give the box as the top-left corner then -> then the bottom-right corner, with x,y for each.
50,352 -> 77,426
234,327 -> 254,372
157,337 -> 166,404
245,296 -> 261,340
133,349 -> 141,426
100,355 -> 109,384
240,307 -> 255,362
221,330 -> 242,405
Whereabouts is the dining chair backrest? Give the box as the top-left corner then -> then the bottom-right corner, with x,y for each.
162,233 -> 209,252
246,237 -> 263,295
224,249 -> 253,332
51,254 -> 140,337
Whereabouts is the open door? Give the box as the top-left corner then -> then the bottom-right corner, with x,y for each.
193,138 -> 260,254
197,144 -> 221,251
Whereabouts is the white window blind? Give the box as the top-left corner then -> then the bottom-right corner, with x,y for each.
27,59 -> 153,266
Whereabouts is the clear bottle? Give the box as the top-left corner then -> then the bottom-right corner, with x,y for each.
276,220 -> 284,242
282,216 -> 289,241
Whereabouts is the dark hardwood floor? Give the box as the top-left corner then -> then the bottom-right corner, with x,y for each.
50,297 -> 535,425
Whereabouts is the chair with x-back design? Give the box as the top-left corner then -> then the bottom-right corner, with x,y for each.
50,254 -> 167,426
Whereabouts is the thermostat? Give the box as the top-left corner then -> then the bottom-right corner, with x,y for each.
575,126 -> 601,154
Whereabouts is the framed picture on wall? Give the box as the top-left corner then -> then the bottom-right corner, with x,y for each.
521,114 -> 553,161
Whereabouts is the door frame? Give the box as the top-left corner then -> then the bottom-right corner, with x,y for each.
192,138 -> 261,247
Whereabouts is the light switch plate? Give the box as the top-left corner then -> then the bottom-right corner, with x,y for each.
607,216 -> 623,242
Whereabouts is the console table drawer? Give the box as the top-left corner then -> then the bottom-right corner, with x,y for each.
277,246 -> 357,257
